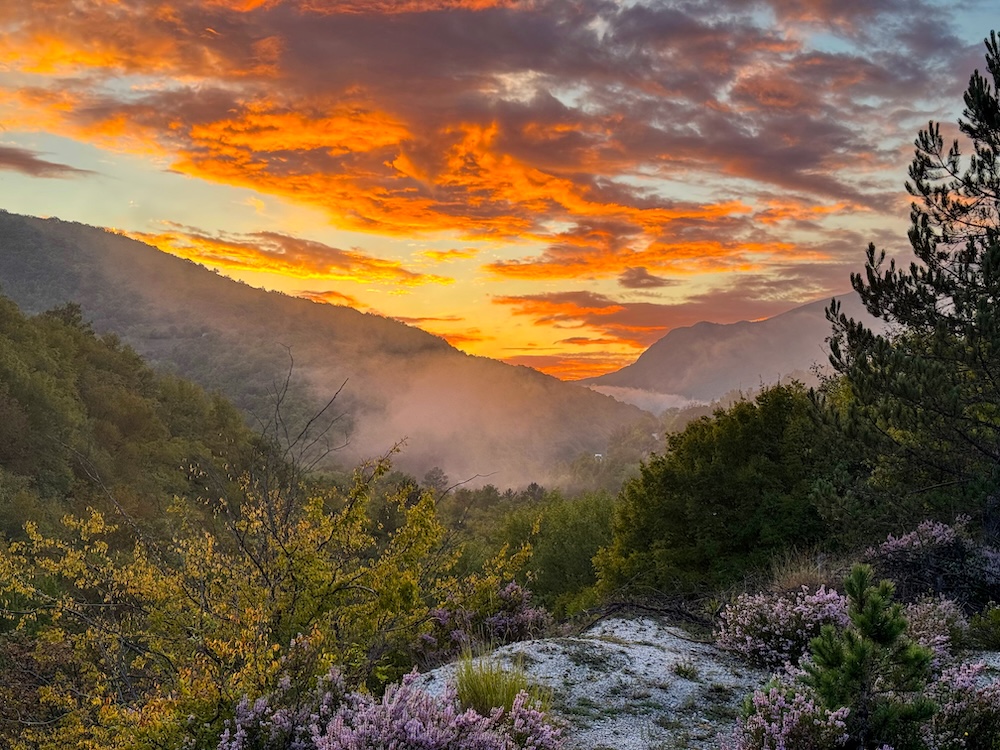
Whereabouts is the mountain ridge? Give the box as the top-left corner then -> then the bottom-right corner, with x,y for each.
582,293 -> 880,402
0,210 -> 645,486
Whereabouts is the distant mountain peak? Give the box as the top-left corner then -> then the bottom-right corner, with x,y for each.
582,292 -> 876,404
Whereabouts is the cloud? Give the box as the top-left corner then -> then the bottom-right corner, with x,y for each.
296,288 -> 364,308
494,283 -> 823,353
0,0 -> 981,379
392,314 -> 490,349
433,329 -> 489,347
297,0 -> 522,13
0,145 -> 94,177
500,352 -> 636,381
393,314 -> 464,324
618,267 -> 674,289
421,248 -> 479,262
0,0 -> 966,252
130,224 -> 451,285
494,290 -> 669,349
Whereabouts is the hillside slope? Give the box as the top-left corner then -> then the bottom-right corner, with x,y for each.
0,211 -> 645,485
584,294 -> 881,401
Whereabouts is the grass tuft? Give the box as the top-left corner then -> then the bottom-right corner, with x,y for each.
454,653 -> 551,715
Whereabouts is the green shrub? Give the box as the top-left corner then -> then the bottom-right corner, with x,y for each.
969,603 -> 1000,649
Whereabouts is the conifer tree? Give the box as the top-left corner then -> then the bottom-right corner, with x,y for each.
804,565 -> 934,750
829,32 -> 1000,508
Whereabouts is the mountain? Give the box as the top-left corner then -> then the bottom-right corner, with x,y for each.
583,293 -> 882,403
0,211 -> 645,486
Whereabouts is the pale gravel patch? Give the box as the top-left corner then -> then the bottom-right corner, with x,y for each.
415,616 -> 769,750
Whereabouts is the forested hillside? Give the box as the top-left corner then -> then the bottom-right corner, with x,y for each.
0,212 -> 645,486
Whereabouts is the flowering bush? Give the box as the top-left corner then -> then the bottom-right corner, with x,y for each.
729,565 -> 1000,750
716,585 -> 848,669
723,678 -> 850,750
219,668 -> 562,750
218,667 -> 345,750
867,517 -> 1000,609
922,662 -> 1000,750
417,582 -> 552,665
904,596 -> 969,670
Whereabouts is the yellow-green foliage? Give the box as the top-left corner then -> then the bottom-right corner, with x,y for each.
0,455 -> 468,748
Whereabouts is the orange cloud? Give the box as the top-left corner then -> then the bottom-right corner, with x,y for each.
296,288 -> 365,308
494,291 -> 670,350
500,353 -> 634,381
433,329 -> 489,348
754,199 -> 853,225
129,224 -> 451,285
495,292 -> 626,321
487,237 -> 783,281
421,248 -> 479,262
299,0 -> 522,13
392,314 -> 490,350
187,103 -> 410,156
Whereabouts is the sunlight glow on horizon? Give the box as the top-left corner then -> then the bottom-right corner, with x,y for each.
0,0 -> 989,378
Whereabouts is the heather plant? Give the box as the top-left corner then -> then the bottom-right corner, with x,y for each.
219,667 -> 562,750
730,565 -> 1000,750
716,585 -> 848,669
724,672 -> 850,750
921,662 -> 1000,750
903,596 -> 969,669
866,517 -> 1000,609
418,580 -> 552,666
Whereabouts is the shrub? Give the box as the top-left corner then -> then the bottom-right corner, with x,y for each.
723,676 -> 850,750
716,585 -> 848,669
866,517 -> 1000,609
417,581 -> 552,665
731,565 -> 1000,750
803,565 -> 935,749
969,603 -> 1000,649
904,596 -> 969,669
922,662 -> 1000,750
220,668 -> 563,750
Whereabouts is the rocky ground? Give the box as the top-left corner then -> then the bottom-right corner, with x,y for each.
416,615 -> 768,750
417,614 -> 1000,750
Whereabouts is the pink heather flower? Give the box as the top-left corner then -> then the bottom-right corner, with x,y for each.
716,586 -> 848,669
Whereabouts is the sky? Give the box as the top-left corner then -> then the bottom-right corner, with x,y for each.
0,0 -> 994,380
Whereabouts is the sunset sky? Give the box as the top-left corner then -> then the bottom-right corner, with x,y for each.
0,1 -> 994,379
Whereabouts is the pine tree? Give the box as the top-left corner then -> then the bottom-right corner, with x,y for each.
828,32 -> 1000,510
804,565 -> 934,750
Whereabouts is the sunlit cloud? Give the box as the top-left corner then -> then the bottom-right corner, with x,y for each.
394,314 -> 464,324
391,314 -> 490,349
495,284 -> 811,359
501,352 -> 636,381
0,0 -> 982,378
298,0 -> 522,13
433,329 -> 489,347
130,224 -> 451,285
296,288 -> 365,308
421,248 -> 479,262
